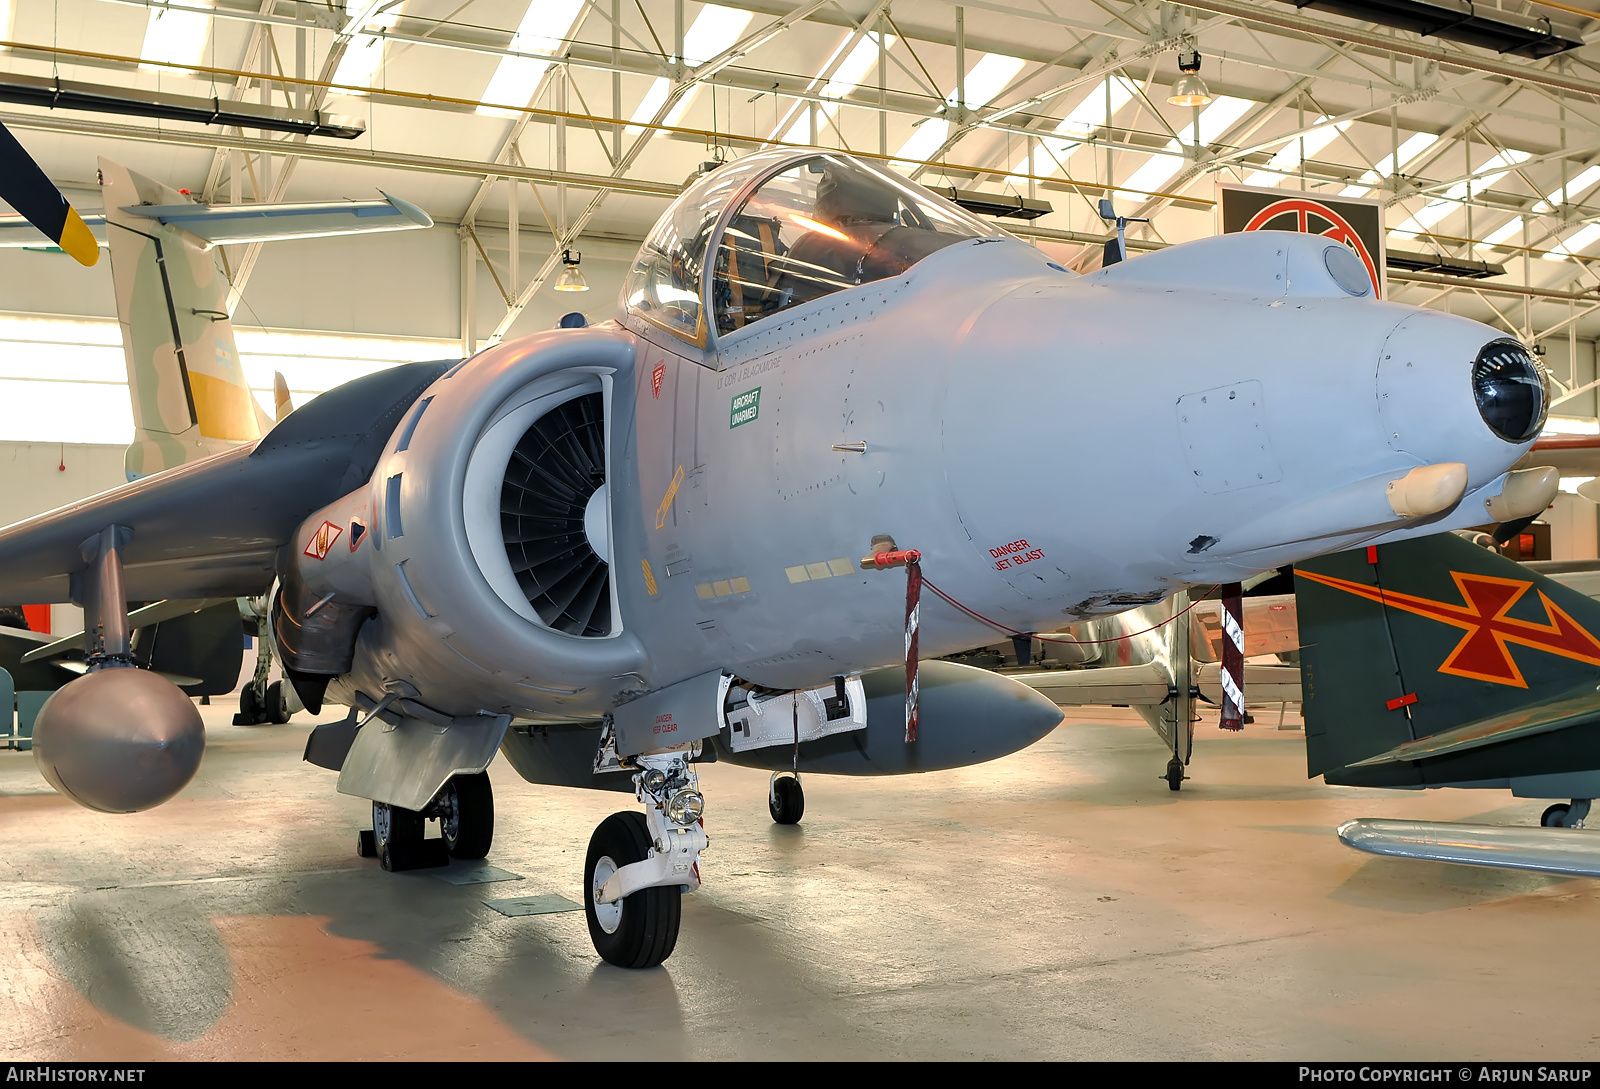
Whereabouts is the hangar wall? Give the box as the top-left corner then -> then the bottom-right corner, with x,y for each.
0,441 -> 125,633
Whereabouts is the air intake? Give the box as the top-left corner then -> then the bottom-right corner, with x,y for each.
500,392 -> 611,636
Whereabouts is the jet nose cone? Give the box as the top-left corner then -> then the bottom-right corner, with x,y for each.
1471,338 -> 1549,444
1378,311 -> 1545,488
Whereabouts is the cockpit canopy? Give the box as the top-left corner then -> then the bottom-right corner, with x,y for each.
622,150 -> 1004,351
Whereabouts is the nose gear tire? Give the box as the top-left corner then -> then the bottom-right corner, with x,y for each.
769,775 -> 804,824
584,810 -> 682,969
441,772 -> 495,859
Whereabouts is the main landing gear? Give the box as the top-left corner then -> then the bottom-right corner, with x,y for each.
357,771 -> 496,871
769,772 -> 804,824
1542,798 -> 1592,828
585,747 -> 707,969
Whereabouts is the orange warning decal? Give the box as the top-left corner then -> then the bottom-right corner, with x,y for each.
1299,568 -> 1600,688
304,520 -> 343,561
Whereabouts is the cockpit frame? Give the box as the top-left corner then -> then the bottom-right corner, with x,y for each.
621,149 -> 1005,368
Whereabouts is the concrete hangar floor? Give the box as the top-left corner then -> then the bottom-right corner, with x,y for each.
0,704 -> 1590,1062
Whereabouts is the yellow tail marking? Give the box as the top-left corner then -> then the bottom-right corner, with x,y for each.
58,207 -> 99,267
189,371 -> 261,442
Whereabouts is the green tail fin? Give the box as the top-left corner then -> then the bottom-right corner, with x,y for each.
1296,532 -> 1600,784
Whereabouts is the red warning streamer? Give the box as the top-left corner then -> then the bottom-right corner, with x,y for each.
864,549 -> 923,743
1219,581 -> 1245,731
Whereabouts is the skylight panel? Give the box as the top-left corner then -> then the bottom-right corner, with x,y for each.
1547,221 -> 1600,260
771,31 -> 894,145
682,5 -> 753,67
1059,76 -> 1136,139
332,3 -> 405,94
140,3 -> 211,71
1122,152 -> 1185,198
1243,117 -> 1348,188
626,77 -> 671,134
822,33 -> 890,100
895,118 -> 951,164
1341,132 -> 1438,198
1442,150 -> 1528,201
1120,97 -> 1252,199
1565,165 -> 1600,202
478,0 -> 588,117
892,53 -> 1023,164
1483,217 -> 1524,247
956,54 -> 1026,110
1006,76 -> 1140,184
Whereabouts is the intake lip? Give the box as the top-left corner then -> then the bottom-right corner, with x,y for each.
1473,338 -> 1548,444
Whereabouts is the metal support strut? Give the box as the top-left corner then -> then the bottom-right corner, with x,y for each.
78,525 -> 133,671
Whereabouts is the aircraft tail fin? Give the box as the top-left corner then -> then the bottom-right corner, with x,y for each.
1294,532 -> 1600,782
101,158 -> 260,479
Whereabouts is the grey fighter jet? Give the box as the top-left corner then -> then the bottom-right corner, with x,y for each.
0,148 -> 1557,968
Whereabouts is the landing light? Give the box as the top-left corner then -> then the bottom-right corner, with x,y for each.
667,789 -> 705,826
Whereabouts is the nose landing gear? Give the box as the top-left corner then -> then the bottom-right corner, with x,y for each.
584,747 -> 706,969
769,771 -> 804,824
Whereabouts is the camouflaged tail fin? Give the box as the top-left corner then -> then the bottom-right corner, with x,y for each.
101,158 -> 262,479
1295,533 -> 1600,782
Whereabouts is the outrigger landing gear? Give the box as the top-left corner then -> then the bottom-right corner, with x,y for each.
769,771 -> 804,824
585,747 -> 707,969
1542,799 -> 1592,828
1164,756 -> 1187,792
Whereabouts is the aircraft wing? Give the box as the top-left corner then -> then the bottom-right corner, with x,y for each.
0,193 -> 430,250
0,361 -> 447,605
1339,818 -> 1600,879
1197,661 -> 1302,705
1344,682 -> 1600,767
1015,663 -> 1171,706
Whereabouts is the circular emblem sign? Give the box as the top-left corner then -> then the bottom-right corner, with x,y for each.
1241,197 -> 1382,298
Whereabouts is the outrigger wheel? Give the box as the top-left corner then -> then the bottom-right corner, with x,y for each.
585,811 -> 681,969
769,773 -> 804,824
1164,756 -> 1186,792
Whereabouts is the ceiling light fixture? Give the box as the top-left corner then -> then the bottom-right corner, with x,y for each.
554,249 -> 589,292
1166,51 -> 1212,108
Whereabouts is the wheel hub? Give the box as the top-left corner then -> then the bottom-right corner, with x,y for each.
592,855 -> 622,933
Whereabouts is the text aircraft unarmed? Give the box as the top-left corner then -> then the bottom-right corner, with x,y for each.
0,147 -> 1557,967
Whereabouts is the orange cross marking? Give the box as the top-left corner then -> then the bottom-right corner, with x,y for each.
1297,568 -> 1600,688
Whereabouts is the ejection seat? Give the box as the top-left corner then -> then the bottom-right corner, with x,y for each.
715,215 -> 787,331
